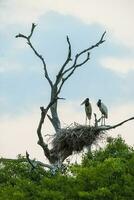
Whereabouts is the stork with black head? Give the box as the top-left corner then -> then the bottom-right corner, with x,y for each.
97,99 -> 108,125
81,98 -> 92,125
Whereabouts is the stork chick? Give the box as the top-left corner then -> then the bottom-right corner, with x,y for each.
97,99 -> 108,125
81,98 -> 92,125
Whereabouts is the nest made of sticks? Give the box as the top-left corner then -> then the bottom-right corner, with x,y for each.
52,123 -> 105,156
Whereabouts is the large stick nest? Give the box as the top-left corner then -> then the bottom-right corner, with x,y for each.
51,124 -> 105,160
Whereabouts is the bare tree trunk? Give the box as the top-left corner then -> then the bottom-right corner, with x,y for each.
50,86 -> 61,132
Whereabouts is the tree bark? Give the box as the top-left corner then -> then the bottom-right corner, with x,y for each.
50,86 -> 61,132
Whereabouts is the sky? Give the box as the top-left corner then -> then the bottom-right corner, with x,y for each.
0,0 -> 134,162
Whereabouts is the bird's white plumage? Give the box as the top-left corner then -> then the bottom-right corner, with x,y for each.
97,99 -> 108,125
99,102 -> 108,118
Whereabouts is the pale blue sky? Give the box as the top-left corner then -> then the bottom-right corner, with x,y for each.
0,0 -> 134,160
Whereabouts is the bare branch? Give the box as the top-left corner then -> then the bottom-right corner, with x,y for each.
75,52 -> 90,67
16,23 -> 53,88
57,52 -> 90,95
97,117 -> 134,131
47,114 -> 55,129
28,23 -> 37,39
26,41 -> 53,87
26,151 -> 52,170
63,31 -> 106,76
15,23 -> 37,40
100,31 -> 106,42
37,97 -> 61,162
55,35 -> 72,85
66,36 -> 72,58
37,107 -> 51,161
15,34 -> 27,39
62,52 -> 90,76
26,151 -> 36,169
56,32 -> 106,94
78,31 -> 106,57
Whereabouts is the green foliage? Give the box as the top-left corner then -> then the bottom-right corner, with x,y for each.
1,136 -> 134,199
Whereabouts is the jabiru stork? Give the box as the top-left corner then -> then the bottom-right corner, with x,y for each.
81,98 -> 92,125
97,99 -> 108,125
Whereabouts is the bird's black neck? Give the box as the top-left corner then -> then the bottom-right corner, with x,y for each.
85,101 -> 89,106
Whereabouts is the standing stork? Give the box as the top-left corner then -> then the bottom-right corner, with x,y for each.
97,99 -> 108,125
81,98 -> 92,125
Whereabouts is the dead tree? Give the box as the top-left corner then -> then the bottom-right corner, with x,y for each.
14,23 -> 134,172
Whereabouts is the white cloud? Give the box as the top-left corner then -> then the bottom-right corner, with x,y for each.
52,0 -> 134,47
100,57 -> 134,75
1,0 -> 134,47
0,0 -> 56,28
0,58 -> 22,73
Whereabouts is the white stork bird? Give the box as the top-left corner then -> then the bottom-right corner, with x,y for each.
81,98 -> 92,125
97,99 -> 108,125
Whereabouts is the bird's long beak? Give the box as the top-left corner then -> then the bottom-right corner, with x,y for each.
81,99 -> 86,105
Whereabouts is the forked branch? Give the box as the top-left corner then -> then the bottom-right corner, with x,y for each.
55,36 -> 72,85
26,151 -> 52,170
16,23 -> 53,88
56,31 -> 106,95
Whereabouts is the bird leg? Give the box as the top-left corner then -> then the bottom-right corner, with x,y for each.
102,116 -> 107,126
99,115 -> 107,126
101,115 -> 106,126
85,116 -> 91,126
